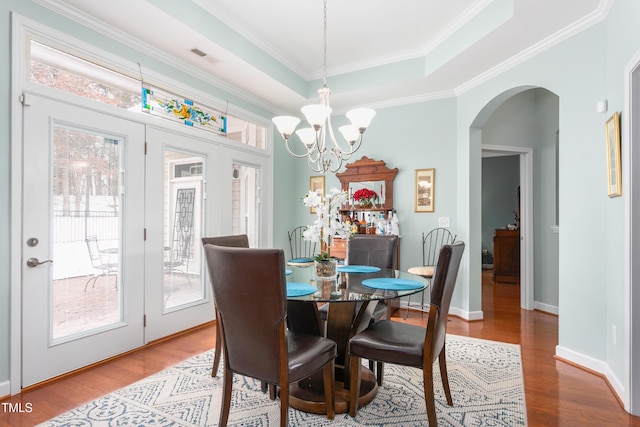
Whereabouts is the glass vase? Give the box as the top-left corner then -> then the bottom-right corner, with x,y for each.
314,259 -> 337,279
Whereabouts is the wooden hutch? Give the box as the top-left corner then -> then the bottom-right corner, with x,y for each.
329,156 -> 399,266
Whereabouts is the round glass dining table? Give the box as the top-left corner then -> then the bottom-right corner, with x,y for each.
285,265 -> 429,415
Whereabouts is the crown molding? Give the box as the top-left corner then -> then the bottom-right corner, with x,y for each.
363,90 -> 457,112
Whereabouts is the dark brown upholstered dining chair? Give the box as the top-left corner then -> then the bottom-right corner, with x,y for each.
319,235 -> 398,317
323,235 -> 397,385
204,245 -> 337,427
346,235 -> 398,270
201,235 -> 249,378
348,241 -> 465,427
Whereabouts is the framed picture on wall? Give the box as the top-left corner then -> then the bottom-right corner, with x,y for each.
415,168 -> 435,212
605,112 -> 622,197
309,175 -> 325,213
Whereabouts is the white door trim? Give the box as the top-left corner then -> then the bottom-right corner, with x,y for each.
624,47 -> 640,414
482,144 -> 534,310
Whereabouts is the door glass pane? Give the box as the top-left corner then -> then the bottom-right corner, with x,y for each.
163,150 -> 205,311
52,126 -> 122,341
232,163 -> 260,247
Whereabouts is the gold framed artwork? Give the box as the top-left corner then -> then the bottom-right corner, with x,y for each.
309,175 -> 325,213
415,168 -> 435,212
605,112 -> 622,197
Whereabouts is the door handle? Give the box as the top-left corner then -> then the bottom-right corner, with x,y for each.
27,257 -> 53,268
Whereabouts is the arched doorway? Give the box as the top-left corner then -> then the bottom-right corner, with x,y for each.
471,87 -> 560,315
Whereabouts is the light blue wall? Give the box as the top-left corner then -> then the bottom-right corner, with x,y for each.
458,22 -> 607,355
603,0 -> 640,385
291,99 -> 459,273
453,0 -> 639,391
481,155 -> 519,261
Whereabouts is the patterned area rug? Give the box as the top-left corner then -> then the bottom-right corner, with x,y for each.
40,335 -> 527,426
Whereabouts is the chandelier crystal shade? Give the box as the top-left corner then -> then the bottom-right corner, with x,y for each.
272,0 -> 375,174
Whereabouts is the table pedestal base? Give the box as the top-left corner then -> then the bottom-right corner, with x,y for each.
289,366 -> 378,415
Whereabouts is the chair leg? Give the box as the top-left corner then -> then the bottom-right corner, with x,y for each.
422,362 -> 438,427
323,358 -> 336,420
219,366 -> 233,427
403,296 -> 411,319
376,361 -> 384,386
279,380 -> 289,427
212,322 -> 222,377
368,360 -> 384,385
268,384 -> 277,400
439,345 -> 453,406
349,355 -> 362,417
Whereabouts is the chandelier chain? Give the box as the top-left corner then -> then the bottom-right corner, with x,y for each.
271,0 -> 375,173
322,0 -> 328,88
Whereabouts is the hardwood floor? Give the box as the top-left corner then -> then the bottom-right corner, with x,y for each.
2,270 -> 639,426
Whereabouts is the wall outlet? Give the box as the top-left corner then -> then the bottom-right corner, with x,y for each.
438,217 -> 450,228
612,324 -> 617,345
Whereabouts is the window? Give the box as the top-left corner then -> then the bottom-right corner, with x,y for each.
30,40 -> 141,109
29,40 -> 267,150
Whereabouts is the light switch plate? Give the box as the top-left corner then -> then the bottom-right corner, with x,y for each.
438,217 -> 450,227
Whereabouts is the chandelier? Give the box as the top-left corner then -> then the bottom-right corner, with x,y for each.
272,0 -> 376,174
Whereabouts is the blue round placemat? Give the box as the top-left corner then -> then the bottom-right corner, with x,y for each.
286,282 -> 317,297
361,278 -> 424,291
337,265 -> 381,273
288,257 -> 314,263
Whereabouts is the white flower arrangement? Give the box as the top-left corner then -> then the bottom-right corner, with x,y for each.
302,188 -> 350,261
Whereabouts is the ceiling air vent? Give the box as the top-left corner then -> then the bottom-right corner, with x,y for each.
190,48 -> 207,57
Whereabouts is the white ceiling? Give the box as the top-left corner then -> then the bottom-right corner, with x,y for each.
46,0 -> 609,114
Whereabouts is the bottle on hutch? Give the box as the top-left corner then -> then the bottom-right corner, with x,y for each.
359,212 -> 367,234
391,209 -> 400,235
377,211 -> 386,235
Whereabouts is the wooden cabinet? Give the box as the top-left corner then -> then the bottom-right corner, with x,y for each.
328,237 -> 347,260
493,229 -> 520,283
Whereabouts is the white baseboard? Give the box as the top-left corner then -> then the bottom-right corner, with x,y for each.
604,364 -> 626,407
556,345 -> 607,374
555,345 -> 625,406
0,380 -> 10,400
533,301 -> 559,315
398,300 -> 484,321
449,306 -> 484,321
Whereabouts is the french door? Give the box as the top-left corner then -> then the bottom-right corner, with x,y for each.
143,126 -> 216,341
21,94 -> 145,386
20,95 -> 268,387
